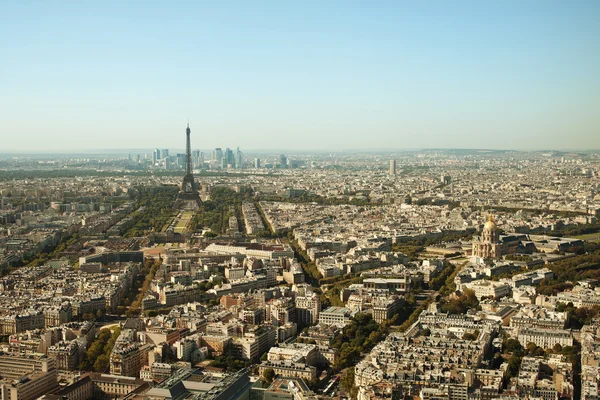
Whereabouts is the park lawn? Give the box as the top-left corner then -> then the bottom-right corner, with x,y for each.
573,232 -> 600,242
173,211 -> 194,233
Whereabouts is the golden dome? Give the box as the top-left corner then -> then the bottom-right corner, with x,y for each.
483,214 -> 496,231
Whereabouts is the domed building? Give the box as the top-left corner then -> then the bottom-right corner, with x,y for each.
472,214 -> 502,259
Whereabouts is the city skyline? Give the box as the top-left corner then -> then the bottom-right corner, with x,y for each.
2,1 -> 600,151
3,145 -> 599,158
2,132 -> 600,398
3,2 -> 600,396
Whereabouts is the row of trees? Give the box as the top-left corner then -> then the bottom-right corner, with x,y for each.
208,354 -> 252,371
0,169 -> 276,181
286,238 -> 321,285
340,367 -> 359,399
540,222 -> 600,237
258,193 -> 371,207
253,201 -> 279,237
126,258 -> 163,316
556,303 -> 600,329
398,262 -> 465,332
398,299 -> 432,333
392,244 -> 424,259
79,327 -> 121,372
392,229 -> 477,247
287,237 -> 369,288
2,231 -> 82,277
124,186 -> 178,237
475,205 -> 587,219
330,313 -> 390,371
537,246 -> 600,290
0,169 -> 134,180
335,301 -> 426,398
191,187 -> 253,234
503,336 -> 580,380
336,258 -> 468,396
428,263 -> 457,291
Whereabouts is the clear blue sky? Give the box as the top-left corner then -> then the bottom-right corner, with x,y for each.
1,1 -> 599,151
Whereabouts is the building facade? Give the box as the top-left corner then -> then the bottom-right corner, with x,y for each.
472,214 -> 502,259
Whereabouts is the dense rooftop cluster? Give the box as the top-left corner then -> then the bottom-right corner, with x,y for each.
0,150 -> 600,399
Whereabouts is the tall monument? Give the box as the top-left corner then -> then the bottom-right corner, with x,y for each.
175,124 -> 201,209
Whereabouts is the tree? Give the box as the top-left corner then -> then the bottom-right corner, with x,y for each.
93,354 -> 109,372
79,327 -> 118,371
82,313 -> 95,321
491,352 -> 504,369
462,330 -> 479,341
441,288 -> 479,314
340,367 -> 359,399
526,342 -> 538,354
506,354 -> 522,379
552,343 -> 563,353
340,367 -> 355,391
262,368 -> 275,385
504,338 -> 524,355
404,293 -> 416,306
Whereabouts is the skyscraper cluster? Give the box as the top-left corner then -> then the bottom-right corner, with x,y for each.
153,147 -> 203,171
211,147 -> 244,169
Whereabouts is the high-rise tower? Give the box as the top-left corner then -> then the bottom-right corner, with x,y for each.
185,124 -> 192,175
175,124 -> 201,209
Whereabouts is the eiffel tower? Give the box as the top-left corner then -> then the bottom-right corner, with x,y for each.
174,124 -> 201,210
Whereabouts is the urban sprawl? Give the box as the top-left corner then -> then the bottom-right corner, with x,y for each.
1,129 -> 600,400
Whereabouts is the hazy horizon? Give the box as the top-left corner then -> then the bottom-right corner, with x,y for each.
2,1 -> 599,151
1,147 -> 599,158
